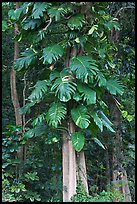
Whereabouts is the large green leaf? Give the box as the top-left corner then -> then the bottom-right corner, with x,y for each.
15,49 -> 37,70
22,18 -> 41,30
8,8 -> 22,20
70,56 -> 99,83
19,102 -> 36,115
106,78 -> 124,95
46,102 -> 67,128
32,3 -> 51,19
91,111 -> 103,132
67,14 -> 85,30
28,80 -> 48,102
71,105 -> 90,129
51,70 -> 76,102
31,113 -> 46,127
98,111 -> 115,132
77,82 -> 96,105
96,72 -> 106,87
41,45 -> 64,64
24,123 -> 47,139
71,132 -> 85,152
48,6 -> 67,21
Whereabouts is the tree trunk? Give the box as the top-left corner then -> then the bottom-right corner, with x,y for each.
10,2 -> 24,180
62,37 -> 89,201
68,119 -> 76,201
77,151 -> 89,194
62,132 -> 69,202
106,95 -> 132,202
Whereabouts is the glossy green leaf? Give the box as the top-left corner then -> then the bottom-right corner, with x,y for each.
67,14 -> 85,30
22,18 -> 41,30
91,111 -> 103,132
99,111 -> 115,132
106,78 -> 124,95
71,105 -> 90,129
77,82 -> 96,105
71,132 -> 85,152
41,45 -> 63,64
51,70 -> 76,102
15,49 -> 37,70
48,6 -> 66,21
46,102 -> 67,128
32,3 -> 51,19
28,80 -> 48,101
70,56 -> 99,83
96,72 -> 106,87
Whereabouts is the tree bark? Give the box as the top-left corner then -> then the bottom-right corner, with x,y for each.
62,132 -> 69,202
68,119 -> 76,201
106,95 -> 132,202
77,151 -> 89,194
10,2 -> 24,180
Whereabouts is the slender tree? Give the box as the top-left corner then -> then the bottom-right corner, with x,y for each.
10,2 -> 24,180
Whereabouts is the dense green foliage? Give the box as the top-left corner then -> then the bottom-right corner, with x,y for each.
2,2 -> 135,202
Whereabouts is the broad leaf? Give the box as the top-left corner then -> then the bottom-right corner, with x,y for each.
22,18 -> 41,30
92,137 -> 106,150
77,82 -> 96,105
48,6 -> 67,21
71,132 -> 85,152
71,105 -> 90,129
24,123 -> 47,139
106,78 -> 124,95
91,111 -> 103,132
32,3 -> 51,19
96,72 -> 106,87
41,45 -> 63,64
19,102 -> 36,115
67,14 -> 85,30
15,49 -> 37,70
8,8 -> 22,20
28,80 -> 48,101
31,113 -> 46,127
98,111 -> 115,132
50,71 -> 60,81
46,102 -> 67,128
51,70 -> 76,102
70,56 -> 99,83
73,91 -> 82,102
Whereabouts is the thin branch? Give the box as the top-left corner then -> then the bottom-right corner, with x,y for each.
22,71 -> 27,132
40,17 -> 52,32
115,6 -> 135,18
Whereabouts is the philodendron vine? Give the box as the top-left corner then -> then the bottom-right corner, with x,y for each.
9,2 -> 124,151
